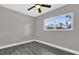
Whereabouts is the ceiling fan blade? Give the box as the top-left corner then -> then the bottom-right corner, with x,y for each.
27,6 -> 35,10
41,4 -> 51,8
38,8 -> 41,13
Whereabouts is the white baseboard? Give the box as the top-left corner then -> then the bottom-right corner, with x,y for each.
34,39 -> 79,55
0,39 -> 79,55
0,40 -> 35,50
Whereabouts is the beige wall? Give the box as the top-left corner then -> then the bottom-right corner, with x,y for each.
36,5 -> 79,51
0,6 -> 35,46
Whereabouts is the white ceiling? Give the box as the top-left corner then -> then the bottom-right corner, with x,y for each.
0,4 -> 66,17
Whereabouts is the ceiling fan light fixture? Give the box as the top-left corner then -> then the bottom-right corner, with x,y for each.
27,4 -> 51,13
35,5 -> 41,9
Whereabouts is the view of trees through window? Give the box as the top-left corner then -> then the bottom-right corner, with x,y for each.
44,13 -> 73,30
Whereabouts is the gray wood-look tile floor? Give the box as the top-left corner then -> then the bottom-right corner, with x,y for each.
0,41 -> 75,55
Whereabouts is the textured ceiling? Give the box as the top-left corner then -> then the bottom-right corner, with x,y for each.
0,4 -> 66,17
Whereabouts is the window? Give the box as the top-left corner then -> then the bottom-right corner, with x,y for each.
44,13 -> 73,31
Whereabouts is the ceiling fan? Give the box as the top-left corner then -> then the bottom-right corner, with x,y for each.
27,4 -> 51,13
